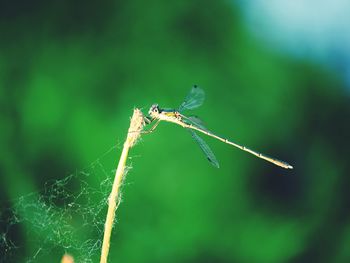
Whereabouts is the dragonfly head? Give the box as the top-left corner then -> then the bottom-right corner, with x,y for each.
148,104 -> 160,117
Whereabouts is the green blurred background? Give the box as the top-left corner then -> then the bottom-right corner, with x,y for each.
1,0 -> 350,262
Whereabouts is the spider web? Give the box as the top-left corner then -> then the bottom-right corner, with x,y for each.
0,145 -> 132,263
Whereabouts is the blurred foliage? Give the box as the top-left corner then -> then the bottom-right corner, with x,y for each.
0,0 -> 349,262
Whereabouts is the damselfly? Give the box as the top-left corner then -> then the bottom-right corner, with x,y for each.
145,85 -> 293,169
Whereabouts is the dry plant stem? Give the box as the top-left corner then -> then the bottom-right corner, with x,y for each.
100,109 -> 144,263
61,254 -> 74,263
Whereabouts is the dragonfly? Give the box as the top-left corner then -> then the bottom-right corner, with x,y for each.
145,85 -> 293,169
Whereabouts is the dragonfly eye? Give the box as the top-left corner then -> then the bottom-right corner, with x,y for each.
149,104 -> 159,115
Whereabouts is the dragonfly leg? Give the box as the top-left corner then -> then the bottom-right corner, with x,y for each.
144,116 -> 152,124
141,119 -> 161,134
128,116 -> 154,134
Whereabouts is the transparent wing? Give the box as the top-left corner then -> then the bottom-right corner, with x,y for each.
178,85 -> 205,112
186,116 -> 210,132
188,129 -> 219,168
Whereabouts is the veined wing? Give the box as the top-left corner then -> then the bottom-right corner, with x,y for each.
188,129 -> 219,168
178,85 -> 205,112
185,115 -> 210,132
